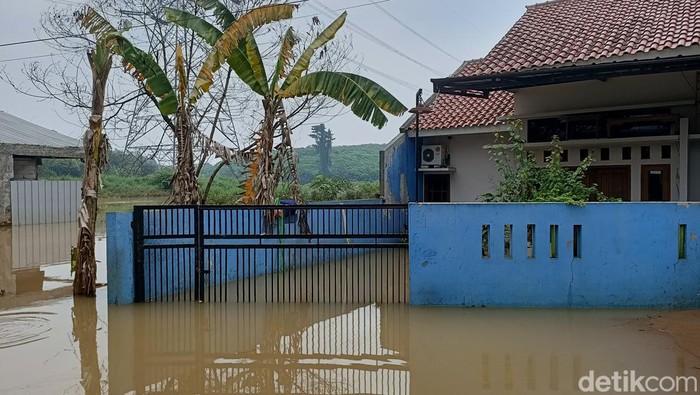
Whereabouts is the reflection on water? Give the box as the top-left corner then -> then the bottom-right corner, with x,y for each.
0,294 -> 699,394
105,305 -> 700,395
0,223 -> 106,299
0,223 -> 699,394
110,303 -> 409,394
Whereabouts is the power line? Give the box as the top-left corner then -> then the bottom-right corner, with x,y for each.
0,0 -> 310,48
0,53 -> 56,63
374,3 -> 461,63
0,0 -> 389,49
346,58 -> 421,91
309,1 -> 445,75
436,0 -> 478,30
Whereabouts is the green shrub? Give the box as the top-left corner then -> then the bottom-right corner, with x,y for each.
483,121 -> 615,205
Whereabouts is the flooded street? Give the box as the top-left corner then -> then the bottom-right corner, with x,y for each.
1,224 -> 699,394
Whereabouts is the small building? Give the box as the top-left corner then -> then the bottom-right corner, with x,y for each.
0,111 -> 83,225
383,0 -> 700,203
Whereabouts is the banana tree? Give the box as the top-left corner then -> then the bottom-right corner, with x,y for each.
167,3 -> 407,204
73,10 -> 113,297
79,4 -> 296,205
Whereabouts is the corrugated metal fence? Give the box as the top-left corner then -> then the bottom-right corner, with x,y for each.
10,180 -> 81,225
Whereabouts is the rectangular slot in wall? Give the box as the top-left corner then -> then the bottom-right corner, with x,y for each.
504,224 -> 512,258
550,225 -> 558,258
679,224 -> 687,260
482,225 -> 490,258
527,224 -> 535,258
573,225 -> 582,258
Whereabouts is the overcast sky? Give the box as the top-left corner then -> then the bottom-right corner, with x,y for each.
0,0 -> 532,148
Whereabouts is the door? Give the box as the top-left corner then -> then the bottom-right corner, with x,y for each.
641,164 -> 671,201
583,166 -> 631,201
423,173 -> 450,202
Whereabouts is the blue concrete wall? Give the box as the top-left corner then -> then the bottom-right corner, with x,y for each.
410,202 -> 700,308
382,134 -> 420,203
106,212 -> 135,305
107,202 -> 407,304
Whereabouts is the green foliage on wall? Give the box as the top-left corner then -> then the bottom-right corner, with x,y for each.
483,122 -> 615,205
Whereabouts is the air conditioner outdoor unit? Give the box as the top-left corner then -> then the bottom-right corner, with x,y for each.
422,145 -> 445,167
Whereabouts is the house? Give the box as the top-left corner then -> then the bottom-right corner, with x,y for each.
382,0 -> 700,203
0,111 -> 83,225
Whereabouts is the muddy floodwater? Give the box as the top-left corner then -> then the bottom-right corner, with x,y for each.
1,224 -> 699,394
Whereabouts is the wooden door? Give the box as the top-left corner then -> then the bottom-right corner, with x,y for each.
641,164 -> 671,201
583,166 -> 631,201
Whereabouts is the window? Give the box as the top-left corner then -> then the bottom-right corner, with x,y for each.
622,147 -> 632,160
543,150 -> 552,162
423,174 -> 450,202
526,109 -> 677,143
600,148 -> 610,161
579,149 -> 589,161
527,118 -> 566,142
641,146 -> 651,160
661,145 -> 671,159
561,150 -> 569,162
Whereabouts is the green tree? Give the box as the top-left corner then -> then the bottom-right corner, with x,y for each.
483,121 -> 612,205
309,124 -> 334,176
168,4 -> 407,205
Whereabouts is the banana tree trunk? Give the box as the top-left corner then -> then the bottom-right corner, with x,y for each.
169,112 -> 201,205
249,98 -> 278,206
73,49 -> 111,297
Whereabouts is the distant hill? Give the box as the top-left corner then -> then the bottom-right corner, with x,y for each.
41,144 -> 385,184
296,143 -> 383,183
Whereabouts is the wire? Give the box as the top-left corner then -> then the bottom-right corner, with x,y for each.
308,1 -> 445,75
0,53 -> 56,63
436,0 -> 478,30
374,3 -> 461,63
0,0 -> 310,48
0,0 -> 389,49
346,58 -> 421,91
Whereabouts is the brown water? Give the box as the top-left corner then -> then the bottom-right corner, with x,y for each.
1,225 -> 699,394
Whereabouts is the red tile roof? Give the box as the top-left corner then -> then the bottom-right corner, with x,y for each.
405,60 -> 514,131
467,0 -> 700,76
405,90 -> 513,131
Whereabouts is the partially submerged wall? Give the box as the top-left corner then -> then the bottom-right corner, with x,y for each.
0,153 -> 12,225
410,202 -> 700,308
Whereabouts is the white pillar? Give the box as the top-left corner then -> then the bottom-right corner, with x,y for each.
680,118 -> 689,202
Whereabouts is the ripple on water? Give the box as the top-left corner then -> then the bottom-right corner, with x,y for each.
0,312 -> 56,349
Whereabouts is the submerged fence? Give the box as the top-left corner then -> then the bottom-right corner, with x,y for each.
131,203 -> 409,303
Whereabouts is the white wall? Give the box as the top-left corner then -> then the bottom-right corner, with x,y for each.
423,133 -> 501,202
514,71 -> 697,118
689,140 -> 700,200
531,142 -> 680,201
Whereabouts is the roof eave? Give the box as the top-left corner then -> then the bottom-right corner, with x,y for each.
432,55 -> 700,96
0,143 -> 84,159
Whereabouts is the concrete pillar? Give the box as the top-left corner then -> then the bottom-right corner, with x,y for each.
0,153 -> 13,225
680,118 -> 689,201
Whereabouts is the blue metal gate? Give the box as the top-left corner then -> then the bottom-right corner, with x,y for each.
132,204 -> 409,303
